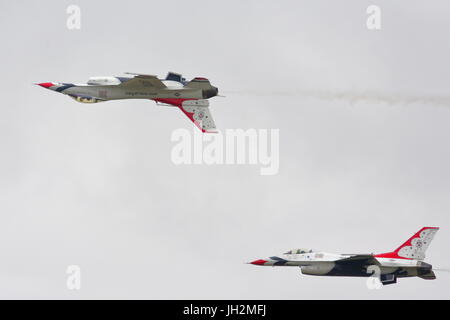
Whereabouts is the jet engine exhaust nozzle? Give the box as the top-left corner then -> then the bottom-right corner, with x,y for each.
203,86 -> 219,99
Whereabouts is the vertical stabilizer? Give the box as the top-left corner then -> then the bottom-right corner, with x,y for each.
375,227 -> 439,260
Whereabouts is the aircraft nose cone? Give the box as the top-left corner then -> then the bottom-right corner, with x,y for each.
36,82 -> 55,89
250,259 -> 268,265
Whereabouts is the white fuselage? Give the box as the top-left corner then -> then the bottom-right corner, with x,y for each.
254,251 -> 424,277
60,81 -> 203,101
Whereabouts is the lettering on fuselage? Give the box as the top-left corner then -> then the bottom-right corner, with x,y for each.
124,92 -> 158,97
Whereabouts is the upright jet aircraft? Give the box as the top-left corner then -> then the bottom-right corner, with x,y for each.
249,227 -> 439,285
36,72 -> 219,132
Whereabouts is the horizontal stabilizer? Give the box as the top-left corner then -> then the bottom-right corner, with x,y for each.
418,270 -> 436,280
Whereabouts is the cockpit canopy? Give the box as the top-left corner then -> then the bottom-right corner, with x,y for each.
165,72 -> 187,85
284,248 -> 313,255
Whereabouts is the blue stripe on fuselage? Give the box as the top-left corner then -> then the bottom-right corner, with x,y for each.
56,83 -> 75,92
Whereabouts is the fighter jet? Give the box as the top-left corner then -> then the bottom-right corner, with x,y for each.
36,72 -> 219,132
249,227 -> 439,285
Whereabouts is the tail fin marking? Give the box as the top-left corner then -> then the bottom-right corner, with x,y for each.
375,227 -> 439,260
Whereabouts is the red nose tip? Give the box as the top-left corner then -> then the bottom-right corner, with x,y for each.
250,259 -> 267,265
37,82 -> 54,89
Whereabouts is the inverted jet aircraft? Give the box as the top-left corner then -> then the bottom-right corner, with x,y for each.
36,72 -> 219,132
249,227 -> 439,285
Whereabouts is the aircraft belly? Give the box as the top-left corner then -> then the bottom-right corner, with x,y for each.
325,265 -> 369,277
118,87 -> 201,100
300,262 -> 335,275
325,266 -> 412,278
62,86 -> 202,100
379,266 -> 401,274
62,86 -> 96,96
63,86 -> 113,99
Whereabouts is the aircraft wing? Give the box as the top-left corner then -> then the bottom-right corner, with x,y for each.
121,73 -> 166,89
336,254 -> 380,266
179,100 -> 217,133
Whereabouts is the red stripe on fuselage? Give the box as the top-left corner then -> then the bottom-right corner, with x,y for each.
153,98 -> 194,107
374,252 -> 412,259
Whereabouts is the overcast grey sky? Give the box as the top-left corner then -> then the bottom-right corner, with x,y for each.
1,0 -> 450,299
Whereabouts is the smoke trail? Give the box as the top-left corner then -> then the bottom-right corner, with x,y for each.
223,89 -> 450,108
